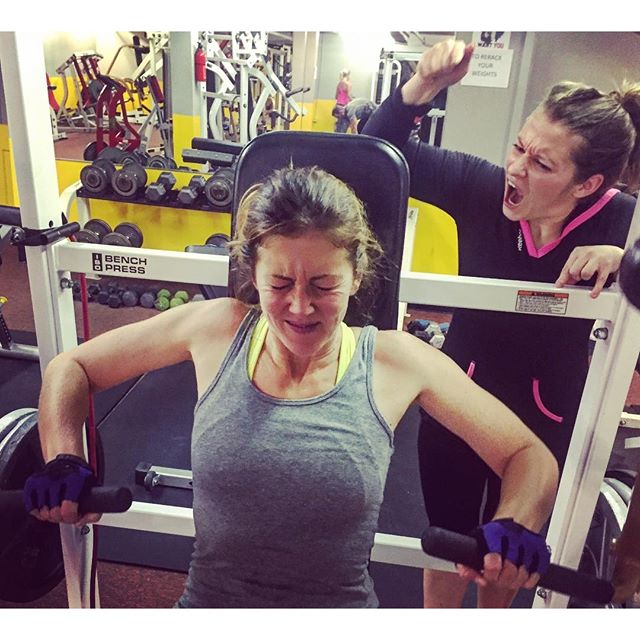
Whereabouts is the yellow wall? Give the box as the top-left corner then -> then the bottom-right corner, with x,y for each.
172,112 -> 202,171
0,125 -> 19,206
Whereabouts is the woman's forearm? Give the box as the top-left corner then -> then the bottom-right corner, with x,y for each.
37,353 -> 91,462
493,445 -> 559,532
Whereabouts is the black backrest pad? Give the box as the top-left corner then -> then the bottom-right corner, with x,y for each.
230,131 -> 409,330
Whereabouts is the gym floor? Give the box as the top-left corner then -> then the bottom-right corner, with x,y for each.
1,241 -> 639,609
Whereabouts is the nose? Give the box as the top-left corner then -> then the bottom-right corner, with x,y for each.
287,285 -> 314,315
509,152 -> 528,177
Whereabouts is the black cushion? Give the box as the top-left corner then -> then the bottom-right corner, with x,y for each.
229,131 -> 409,330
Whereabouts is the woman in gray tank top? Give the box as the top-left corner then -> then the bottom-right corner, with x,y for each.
28,166 -> 559,608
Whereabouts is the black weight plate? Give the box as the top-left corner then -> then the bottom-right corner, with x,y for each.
80,165 -> 109,194
97,147 -> 127,164
84,219 -> 112,239
205,233 -> 230,247
0,412 -> 63,602
0,413 -> 105,603
147,155 -> 169,169
113,222 -> 143,247
102,232 -> 132,247
82,141 -> 98,162
75,229 -> 101,244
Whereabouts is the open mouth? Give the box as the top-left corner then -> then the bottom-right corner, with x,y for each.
505,181 -> 524,207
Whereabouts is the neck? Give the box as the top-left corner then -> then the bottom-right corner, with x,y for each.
263,329 -> 342,383
528,219 -> 565,248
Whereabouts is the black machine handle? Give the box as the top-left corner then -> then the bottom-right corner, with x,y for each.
10,221 -> 80,247
0,486 -> 133,516
421,526 -> 614,605
0,205 -> 21,227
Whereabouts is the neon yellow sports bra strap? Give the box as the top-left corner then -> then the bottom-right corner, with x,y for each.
336,322 -> 356,383
247,315 -> 356,383
247,314 -> 269,379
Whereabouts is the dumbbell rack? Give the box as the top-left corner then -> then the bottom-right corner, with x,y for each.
3,32 -> 640,609
76,181 -> 231,214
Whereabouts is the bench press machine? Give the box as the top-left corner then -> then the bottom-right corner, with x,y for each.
1,32 -> 640,608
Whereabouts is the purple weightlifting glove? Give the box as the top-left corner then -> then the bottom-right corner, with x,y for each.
23,454 -> 97,513
474,518 -> 551,575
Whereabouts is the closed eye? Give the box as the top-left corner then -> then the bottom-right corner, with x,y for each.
512,143 -> 525,153
535,159 -> 551,171
270,284 -> 291,291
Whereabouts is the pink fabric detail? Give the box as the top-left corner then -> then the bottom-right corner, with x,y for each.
466,361 -> 476,378
519,188 -> 619,259
532,379 -> 563,423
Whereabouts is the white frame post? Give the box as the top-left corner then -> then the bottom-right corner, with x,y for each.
0,31 -> 95,609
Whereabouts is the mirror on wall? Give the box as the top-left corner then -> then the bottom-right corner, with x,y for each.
42,31 -> 454,168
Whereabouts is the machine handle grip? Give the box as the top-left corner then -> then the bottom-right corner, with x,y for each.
0,486 -> 133,516
421,526 -> 614,605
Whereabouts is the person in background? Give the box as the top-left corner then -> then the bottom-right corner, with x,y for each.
23,165 -> 558,608
344,98 -> 377,134
333,69 -> 353,133
363,38 -> 640,608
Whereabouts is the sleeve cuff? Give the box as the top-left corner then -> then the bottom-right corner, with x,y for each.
392,84 -> 433,118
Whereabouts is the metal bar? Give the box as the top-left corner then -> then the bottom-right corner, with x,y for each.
53,241 -> 229,287
399,270 -> 620,320
0,31 -> 90,610
55,237 -> 617,322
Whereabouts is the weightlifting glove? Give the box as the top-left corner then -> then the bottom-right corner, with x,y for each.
23,454 -> 97,513
473,518 -> 551,576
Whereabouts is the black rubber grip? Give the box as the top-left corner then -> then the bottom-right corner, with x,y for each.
421,526 -> 614,605
0,205 -> 21,226
0,486 -> 133,516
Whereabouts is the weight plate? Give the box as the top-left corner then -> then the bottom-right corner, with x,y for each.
0,414 -> 105,603
204,177 -> 232,208
84,219 -> 112,239
80,165 -> 109,194
0,412 -> 63,602
205,233 -> 230,248
113,222 -> 143,248
102,232 -> 132,247
75,229 -> 101,244
147,155 -> 169,169
82,141 -> 98,162
97,147 -> 127,164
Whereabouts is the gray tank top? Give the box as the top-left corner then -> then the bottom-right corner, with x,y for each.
178,308 -> 394,608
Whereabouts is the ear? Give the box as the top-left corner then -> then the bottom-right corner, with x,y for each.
572,173 -> 605,199
350,275 -> 362,296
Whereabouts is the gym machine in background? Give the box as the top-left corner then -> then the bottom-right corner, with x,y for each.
198,31 -> 310,144
1,33 -> 640,609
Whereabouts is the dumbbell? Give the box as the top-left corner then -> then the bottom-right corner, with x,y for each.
97,147 -> 127,163
111,162 -> 148,198
80,158 -> 116,195
177,175 -> 207,206
205,233 -> 230,248
204,168 -> 235,209
75,219 -> 112,244
121,150 -> 150,167
102,222 -> 144,248
145,172 -> 177,203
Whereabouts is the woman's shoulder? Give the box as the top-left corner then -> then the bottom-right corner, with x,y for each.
186,297 -> 255,344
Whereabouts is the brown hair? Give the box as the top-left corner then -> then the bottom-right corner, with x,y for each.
542,80 -> 640,193
229,166 -> 384,313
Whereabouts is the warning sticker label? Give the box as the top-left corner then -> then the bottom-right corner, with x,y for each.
515,290 -> 569,315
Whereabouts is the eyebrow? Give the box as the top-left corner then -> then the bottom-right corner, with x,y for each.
270,274 -> 341,281
516,137 -> 555,166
